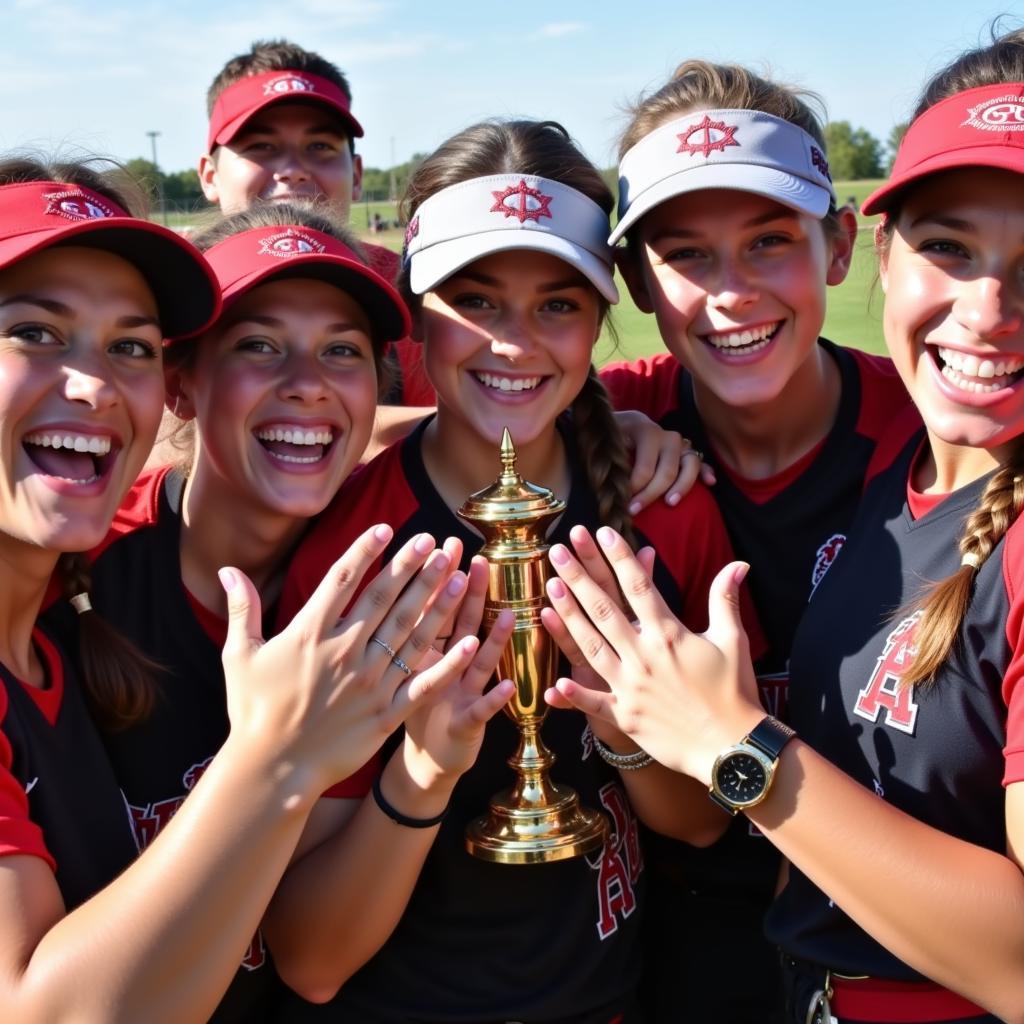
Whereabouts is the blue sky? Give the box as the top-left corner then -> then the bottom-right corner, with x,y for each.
1,0 -> 1018,174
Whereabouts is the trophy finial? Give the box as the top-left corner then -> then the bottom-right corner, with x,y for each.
500,427 -> 517,481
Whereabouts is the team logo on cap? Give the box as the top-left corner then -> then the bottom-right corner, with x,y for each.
810,146 -> 832,182
490,180 -> 553,223
43,190 -> 115,221
962,93 -> 1024,132
262,74 -> 318,97
677,114 -> 740,158
257,228 -> 326,258
404,216 -> 419,247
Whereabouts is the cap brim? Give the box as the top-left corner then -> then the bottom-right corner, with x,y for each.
0,219 -> 220,340
221,254 -> 411,344
213,95 -> 364,149
610,163 -> 833,244
861,145 -> 1024,216
409,231 -> 618,303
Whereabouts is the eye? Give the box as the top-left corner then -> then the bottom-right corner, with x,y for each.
751,232 -> 791,250
109,338 -> 158,359
451,293 -> 493,311
919,238 -> 969,258
325,339 -> 369,359
7,322 -> 61,346
236,336 -> 278,355
660,246 -> 705,264
309,140 -> 342,154
542,297 -> 580,314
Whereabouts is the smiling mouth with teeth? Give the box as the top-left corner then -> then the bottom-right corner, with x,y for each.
473,372 -> 544,393
254,425 -> 335,465
22,431 -> 115,484
935,346 -> 1024,394
702,321 -> 781,355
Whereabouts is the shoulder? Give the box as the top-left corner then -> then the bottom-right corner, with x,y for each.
838,344 -> 917,439
600,353 -> 682,419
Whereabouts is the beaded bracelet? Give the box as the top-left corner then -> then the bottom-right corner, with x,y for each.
371,774 -> 450,828
592,735 -> 654,771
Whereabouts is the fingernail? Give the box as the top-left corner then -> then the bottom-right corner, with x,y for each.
628,501 -> 641,515
550,544 -> 569,565
666,492 -> 680,506
547,578 -> 567,599
414,533 -> 434,555
374,525 -> 391,542
431,552 -> 451,573
446,573 -> 467,595
597,527 -> 615,548
217,568 -> 237,592
734,562 -> 751,584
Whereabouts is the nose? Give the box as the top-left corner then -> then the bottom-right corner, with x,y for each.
63,354 -> 118,410
954,273 -> 1024,340
273,147 -> 312,184
489,310 -> 536,363
277,350 -> 328,403
709,257 -> 760,312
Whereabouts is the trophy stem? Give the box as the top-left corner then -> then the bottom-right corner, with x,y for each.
465,720 -> 608,865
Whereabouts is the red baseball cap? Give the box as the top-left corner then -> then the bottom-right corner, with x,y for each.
203,224 -> 411,345
0,180 -> 220,340
862,83 -> 1024,216
207,70 -> 364,152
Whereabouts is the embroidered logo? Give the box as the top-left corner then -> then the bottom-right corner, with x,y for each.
490,179 -> 553,223
676,114 -> 740,158
257,227 -> 326,258
810,533 -> 845,596
262,74 -> 317,97
810,145 -> 832,181
403,215 -> 419,248
962,93 -> 1024,131
853,611 -> 921,734
43,190 -> 115,221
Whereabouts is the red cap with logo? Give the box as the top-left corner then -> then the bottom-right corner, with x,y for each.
862,83 -> 1024,215
203,224 -> 411,345
207,70 -> 364,152
0,180 -> 220,340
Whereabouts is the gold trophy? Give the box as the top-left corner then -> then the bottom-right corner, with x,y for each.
457,428 -> 608,864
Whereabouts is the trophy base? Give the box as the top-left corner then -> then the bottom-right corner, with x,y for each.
465,785 -> 608,864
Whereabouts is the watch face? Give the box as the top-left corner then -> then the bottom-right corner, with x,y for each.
716,751 -> 769,805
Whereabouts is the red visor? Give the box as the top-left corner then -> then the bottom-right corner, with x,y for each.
202,225 -> 411,345
862,83 -> 1024,215
0,181 -> 220,340
207,70 -> 364,151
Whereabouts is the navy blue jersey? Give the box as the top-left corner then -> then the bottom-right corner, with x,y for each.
0,617 -> 138,910
84,466 -> 284,1024
279,418 -> 735,1023
768,427 -> 1024,981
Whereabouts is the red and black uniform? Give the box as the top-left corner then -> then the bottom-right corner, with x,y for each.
277,417 -> 735,1023
0,616 -> 139,911
362,241 -> 434,407
600,339 -> 913,1022
768,425 -> 1014,1023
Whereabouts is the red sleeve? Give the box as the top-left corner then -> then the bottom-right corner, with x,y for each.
0,690 -> 56,870
599,353 -> 682,421
1002,520 -> 1024,784
321,753 -> 380,799
633,483 -> 766,659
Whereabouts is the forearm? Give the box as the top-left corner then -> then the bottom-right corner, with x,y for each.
264,755 -> 449,1002
10,736 -> 319,1024
619,760 -> 729,846
749,741 -> 1024,1020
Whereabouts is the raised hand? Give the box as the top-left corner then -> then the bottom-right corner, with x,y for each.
543,526 -> 762,784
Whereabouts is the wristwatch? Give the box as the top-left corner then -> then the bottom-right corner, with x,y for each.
708,715 -> 796,815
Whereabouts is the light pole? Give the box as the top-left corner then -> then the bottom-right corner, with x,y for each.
146,130 -> 168,226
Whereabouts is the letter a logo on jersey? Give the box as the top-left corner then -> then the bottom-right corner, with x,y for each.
854,610 -> 921,734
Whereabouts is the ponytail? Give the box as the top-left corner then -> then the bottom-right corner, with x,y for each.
569,366 -> 637,549
58,553 -> 162,731
901,447 -> 1024,688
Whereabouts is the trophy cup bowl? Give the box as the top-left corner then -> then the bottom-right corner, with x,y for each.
457,429 -> 608,864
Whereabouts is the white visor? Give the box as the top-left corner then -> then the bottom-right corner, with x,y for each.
609,109 -> 837,244
405,174 -> 618,302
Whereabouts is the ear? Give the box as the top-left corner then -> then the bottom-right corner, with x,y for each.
198,152 -> 220,205
615,246 -> 655,314
825,205 -> 858,287
164,362 -> 197,421
350,152 -> 363,204
874,221 -> 890,293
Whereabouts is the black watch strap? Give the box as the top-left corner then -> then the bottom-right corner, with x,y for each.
747,716 -> 796,760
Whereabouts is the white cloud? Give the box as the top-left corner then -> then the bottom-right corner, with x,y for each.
536,21 -> 586,38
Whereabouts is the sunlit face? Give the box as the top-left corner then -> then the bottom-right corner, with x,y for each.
199,102 -> 362,219
0,246 -> 164,552
629,189 -> 848,409
879,167 -> 1024,456
175,277 -> 377,519
420,249 -> 602,448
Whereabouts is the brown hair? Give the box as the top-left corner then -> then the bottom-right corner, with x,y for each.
882,27 -> 1024,688
0,155 -> 161,728
400,119 -> 636,543
618,60 -> 842,244
206,40 -> 356,150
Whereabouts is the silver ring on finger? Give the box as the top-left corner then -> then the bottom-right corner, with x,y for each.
392,653 -> 413,676
371,635 -> 398,659
682,447 -> 704,462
